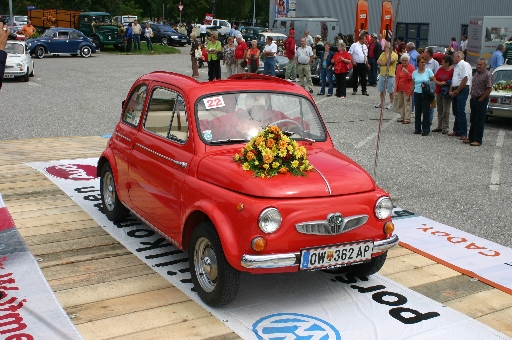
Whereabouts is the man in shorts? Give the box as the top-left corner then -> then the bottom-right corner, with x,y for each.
375,42 -> 398,109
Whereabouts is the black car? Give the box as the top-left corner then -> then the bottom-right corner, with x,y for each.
240,26 -> 265,42
142,23 -> 190,46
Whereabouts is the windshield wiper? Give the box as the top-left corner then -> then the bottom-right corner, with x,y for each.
282,130 -> 315,144
208,138 -> 248,145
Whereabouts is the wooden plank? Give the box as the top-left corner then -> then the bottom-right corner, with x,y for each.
13,219 -> 100,237
384,263 -> 461,288
55,273 -> 173,307
13,211 -> 97,229
476,307 -> 512,337
10,204 -> 86,220
65,287 -> 190,325
386,245 -> 415,258
27,234 -> 120,256
24,226 -> 108,245
109,316 -> 241,340
444,289 -> 512,319
75,301 -> 213,340
380,252 -> 437,276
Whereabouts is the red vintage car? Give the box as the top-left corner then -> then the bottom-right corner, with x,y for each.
98,72 -> 398,306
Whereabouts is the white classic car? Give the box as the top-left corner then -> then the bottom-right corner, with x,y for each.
487,65 -> 512,119
4,40 -> 34,82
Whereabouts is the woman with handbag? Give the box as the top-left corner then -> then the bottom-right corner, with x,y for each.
206,32 -> 222,81
223,36 -> 236,77
189,32 -> 200,78
144,23 -> 153,52
317,42 -> 335,96
410,55 -> 436,136
394,53 -> 415,124
331,42 -> 352,99
246,40 -> 261,73
432,55 -> 454,134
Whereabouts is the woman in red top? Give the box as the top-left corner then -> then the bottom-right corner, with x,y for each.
394,53 -> 415,124
432,55 -> 454,134
245,40 -> 261,73
331,42 -> 352,98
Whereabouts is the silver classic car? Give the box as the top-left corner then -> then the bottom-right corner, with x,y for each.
487,65 -> 512,119
4,40 -> 34,82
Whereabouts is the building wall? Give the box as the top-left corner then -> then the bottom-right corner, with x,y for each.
269,0 -> 512,46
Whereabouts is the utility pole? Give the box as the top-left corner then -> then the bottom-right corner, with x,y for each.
253,0 -> 256,26
9,0 -> 13,25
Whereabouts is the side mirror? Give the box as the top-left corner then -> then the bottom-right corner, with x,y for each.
122,100 -> 125,109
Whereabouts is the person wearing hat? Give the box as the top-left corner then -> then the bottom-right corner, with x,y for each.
285,29 -> 298,81
313,34 -> 325,57
367,33 -> 382,87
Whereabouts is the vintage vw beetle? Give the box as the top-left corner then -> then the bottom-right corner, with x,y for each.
98,72 -> 398,306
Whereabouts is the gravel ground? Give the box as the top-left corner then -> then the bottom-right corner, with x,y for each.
1,47 -> 511,247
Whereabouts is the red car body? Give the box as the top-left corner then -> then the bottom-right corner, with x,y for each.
98,72 -> 398,306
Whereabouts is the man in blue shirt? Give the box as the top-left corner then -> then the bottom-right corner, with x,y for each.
490,44 -> 505,71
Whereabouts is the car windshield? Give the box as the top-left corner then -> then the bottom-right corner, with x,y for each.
493,69 -> 512,83
91,15 -> 112,24
5,42 -> 24,54
158,25 -> 176,32
42,29 -> 54,37
196,92 -> 326,144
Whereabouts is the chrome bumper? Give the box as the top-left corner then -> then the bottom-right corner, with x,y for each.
240,234 -> 399,269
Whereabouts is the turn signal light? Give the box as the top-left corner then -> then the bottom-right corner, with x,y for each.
384,221 -> 395,235
490,98 -> 498,103
251,237 -> 267,251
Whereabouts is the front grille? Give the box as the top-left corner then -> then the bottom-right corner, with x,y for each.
296,215 -> 368,235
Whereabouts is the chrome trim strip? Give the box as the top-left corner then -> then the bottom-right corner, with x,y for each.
115,132 -> 130,141
122,202 -> 181,248
241,253 -> 299,268
372,234 -> 399,253
135,143 -> 188,168
313,166 -> 331,195
295,214 -> 369,235
487,105 -> 512,112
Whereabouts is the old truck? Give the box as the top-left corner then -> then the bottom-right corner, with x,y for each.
28,10 -> 125,49
467,16 -> 512,67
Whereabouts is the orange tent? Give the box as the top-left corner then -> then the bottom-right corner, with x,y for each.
354,0 -> 369,39
380,0 -> 394,41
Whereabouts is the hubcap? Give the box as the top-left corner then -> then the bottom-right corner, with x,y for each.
102,172 -> 115,212
194,237 -> 218,292
82,47 -> 91,57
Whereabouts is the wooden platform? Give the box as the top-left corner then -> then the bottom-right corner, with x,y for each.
0,136 -> 511,339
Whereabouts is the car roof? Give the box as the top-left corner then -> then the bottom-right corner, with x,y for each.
81,12 -> 111,16
47,27 -> 77,32
494,65 -> 512,72
260,32 -> 287,37
137,72 -> 310,100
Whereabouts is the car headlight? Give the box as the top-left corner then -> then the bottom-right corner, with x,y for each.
15,63 -> 23,68
258,207 -> 282,233
171,35 -> 178,38
375,197 -> 393,220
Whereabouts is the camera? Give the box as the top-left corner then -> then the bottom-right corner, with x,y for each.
0,15 -> 18,40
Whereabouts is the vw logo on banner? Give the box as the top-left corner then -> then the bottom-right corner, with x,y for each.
253,313 -> 341,340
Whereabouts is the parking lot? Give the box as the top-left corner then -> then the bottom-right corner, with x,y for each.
2,47 -> 511,248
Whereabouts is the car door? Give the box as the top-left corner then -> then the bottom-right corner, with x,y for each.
50,31 -> 71,53
128,85 -> 194,235
111,84 -> 148,205
67,30 -> 83,52
150,24 -> 160,42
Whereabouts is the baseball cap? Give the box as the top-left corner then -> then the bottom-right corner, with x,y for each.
372,33 -> 377,38
315,35 -> 321,39
289,29 -> 295,35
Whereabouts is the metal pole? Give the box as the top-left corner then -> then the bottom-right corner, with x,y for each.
253,0 -> 256,26
373,0 -> 401,180
163,4 -> 165,22
180,2 -> 182,24
9,0 -> 13,26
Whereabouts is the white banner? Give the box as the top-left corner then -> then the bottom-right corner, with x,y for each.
25,159 -> 509,340
392,207 -> 512,295
0,195 -> 83,340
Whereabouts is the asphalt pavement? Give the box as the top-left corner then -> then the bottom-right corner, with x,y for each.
1,48 -> 511,248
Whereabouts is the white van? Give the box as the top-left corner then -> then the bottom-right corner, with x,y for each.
271,17 -> 339,44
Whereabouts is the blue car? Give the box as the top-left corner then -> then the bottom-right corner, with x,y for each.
27,28 -> 96,59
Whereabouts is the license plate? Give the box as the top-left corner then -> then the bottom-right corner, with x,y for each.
300,240 -> 373,270
181,39 -> 187,42
500,98 -> 511,104
3,74 -> 14,78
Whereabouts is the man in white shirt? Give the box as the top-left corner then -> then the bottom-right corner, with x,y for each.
460,35 -> 467,60
296,38 -> 314,93
200,23 -> 207,43
131,20 -> 142,51
449,51 -> 470,139
349,34 -> 369,95
262,36 -> 278,76
304,30 -> 314,48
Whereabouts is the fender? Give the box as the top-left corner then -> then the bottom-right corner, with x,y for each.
97,150 -> 128,204
182,198 -> 243,270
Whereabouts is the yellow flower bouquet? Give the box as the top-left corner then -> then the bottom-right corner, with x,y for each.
233,125 -> 314,179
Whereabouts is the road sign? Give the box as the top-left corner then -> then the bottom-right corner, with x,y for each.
178,4 -> 184,12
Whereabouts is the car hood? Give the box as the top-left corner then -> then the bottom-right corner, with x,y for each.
196,147 -> 375,198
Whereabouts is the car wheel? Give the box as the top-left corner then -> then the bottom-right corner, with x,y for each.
80,45 -> 92,58
92,37 -> 102,50
29,64 -> 34,77
35,46 -> 45,59
161,37 -> 168,46
23,69 -> 29,82
324,251 -> 388,277
100,163 -> 129,221
189,222 -> 240,307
